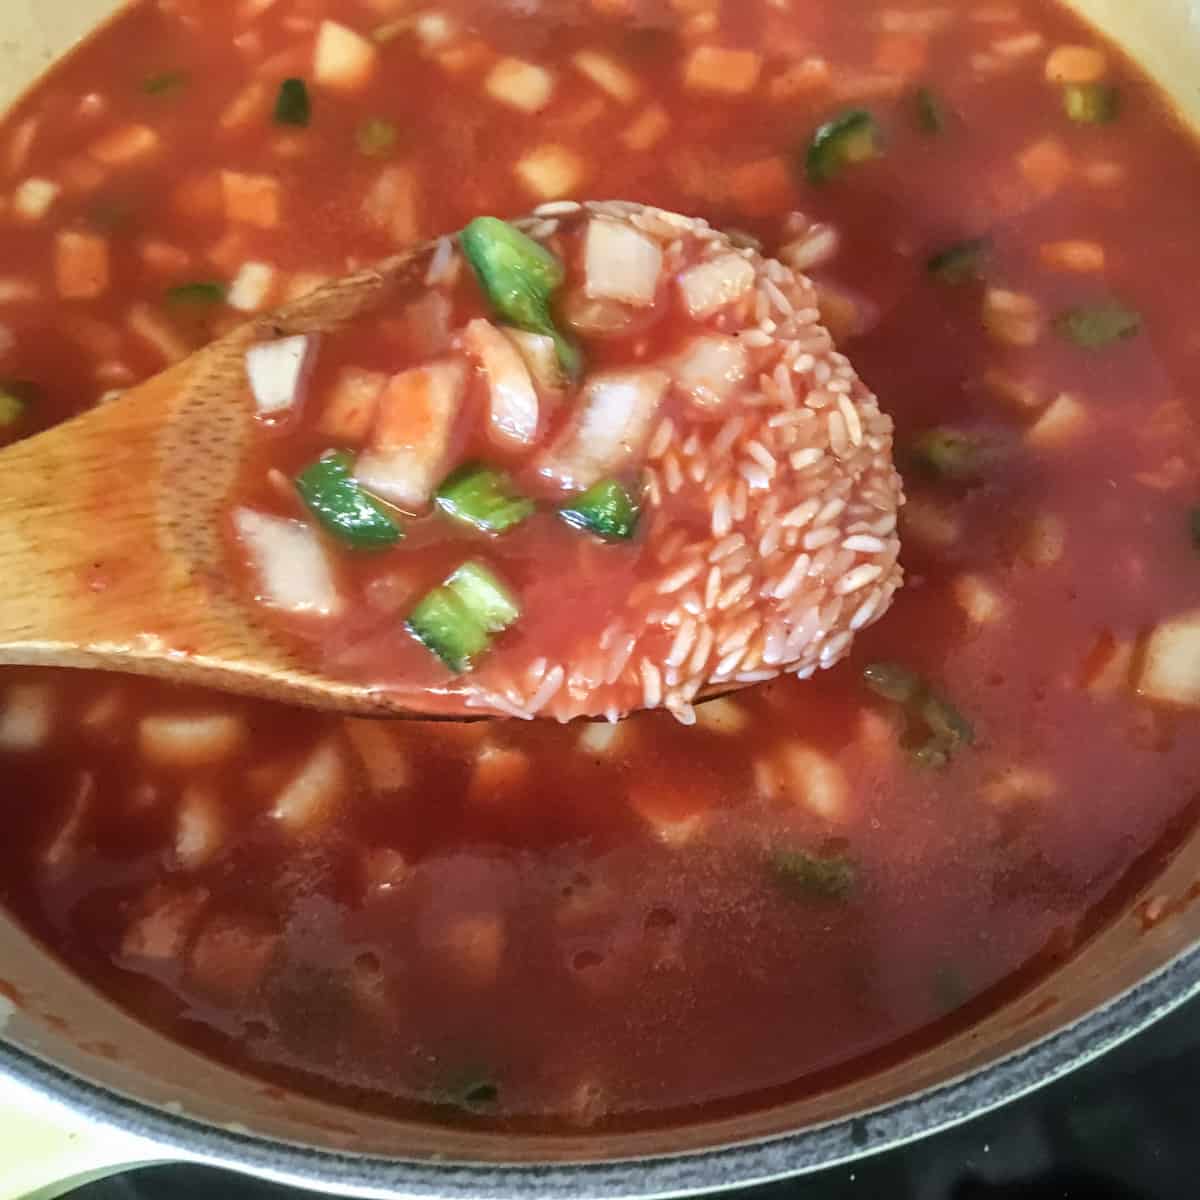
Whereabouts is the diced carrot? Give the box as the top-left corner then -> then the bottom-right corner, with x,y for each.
1039,239 -> 1105,272
89,123 -> 161,166
139,239 -> 192,274
170,172 -> 223,225
621,104 -> 671,152
374,369 -> 436,447
729,156 -> 793,218
356,361 -> 466,508
683,45 -> 763,95
318,366 -> 387,441
1017,136 -> 1073,197
221,169 -> 282,229
55,231 -> 111,300
873,32 -> 929,75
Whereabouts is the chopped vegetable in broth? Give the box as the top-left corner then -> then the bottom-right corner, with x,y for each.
0,0 -> 1199,1133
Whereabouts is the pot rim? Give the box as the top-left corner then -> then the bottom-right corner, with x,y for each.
1,936 -> 1198,1199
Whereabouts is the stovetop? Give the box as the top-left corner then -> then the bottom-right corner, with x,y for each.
72,993 -> 1200,1200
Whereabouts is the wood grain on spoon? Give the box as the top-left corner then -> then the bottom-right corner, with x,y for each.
0,247 -> 433,716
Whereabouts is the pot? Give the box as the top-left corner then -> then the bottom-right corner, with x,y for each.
2,2 -> 1200,1196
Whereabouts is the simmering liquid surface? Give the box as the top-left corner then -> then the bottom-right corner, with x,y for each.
0,0 -> 1199,1128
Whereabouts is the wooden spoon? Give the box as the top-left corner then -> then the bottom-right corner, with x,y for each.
0,240 -> 464,717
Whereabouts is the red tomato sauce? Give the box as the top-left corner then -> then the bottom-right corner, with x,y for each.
0,0 -> 1198,1129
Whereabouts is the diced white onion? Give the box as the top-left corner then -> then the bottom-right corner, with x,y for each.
677,253 -> 756,319
234,508 -> 341,616
583,218 -> 662,307
313,20 -> 378,91
271,739 -> 345,832
245,334 -> 318,417
503,329 -> 562,393
463,318 -> 539,448
671,335 -> 748,408
537,368 -> 668,491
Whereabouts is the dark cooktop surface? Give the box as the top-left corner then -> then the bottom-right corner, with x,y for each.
73,992 -> 1200,1200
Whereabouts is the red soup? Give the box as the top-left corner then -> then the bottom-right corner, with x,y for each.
1,0 -> 1200,1128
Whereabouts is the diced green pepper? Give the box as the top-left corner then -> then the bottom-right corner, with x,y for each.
915,87 -> 946,135
770,850 -> 857,901
142,70 -> 188,96
357,117 -> 398,157
407,561 -> 520,672
560,479 -> 640,541
166,281 -> 227,307
862,661 -> 923,705
435,463 -> 535,534
433,1068 -> 500,1110
294,451 -> 403,551
446,562 -> 521,633
406,587 -> 489,674
1054,300 -> 1141,349
805,109 -> 883,185
461,216 -> 580,377
0,379 -> 38,428
1190,508 -> 1200,552
918,690 -> 974,752
274,78 -> 311,127
907,427 -> 989,482
1064,82 -> 1119,125
927,237 -> 991,285
863,662 -> 974,769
